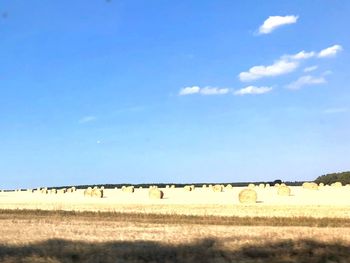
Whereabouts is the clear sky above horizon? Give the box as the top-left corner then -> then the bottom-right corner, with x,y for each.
1,1 -> 349,188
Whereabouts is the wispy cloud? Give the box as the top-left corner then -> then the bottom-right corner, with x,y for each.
179,86 -> 229,96
318,44 -> 343,58
239,59 -> 298,82
258,15 -> 298,34
304,65 -> 318,72
323,107 -> 348,114
234,86 -> 272,95
79,116 -> 97,124
286,75 -> 326,90
283,50 -> 315,60
239,44 -> 342,82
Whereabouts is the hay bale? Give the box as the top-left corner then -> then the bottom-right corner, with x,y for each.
40,189 -> 48,194
248,183 -> 255,189
184,185 -> 192,192
258,183 -> 265,189
318,183 -> 324,187
265,184 -> 270,188
202,184 -> 207,189
332,182 -> 342,188
170,185 -> 175,189
277,185 -> 291,196
226,184 -> 233,189
302,182 -> 318,190
50,189 -> 57,194
238,189 -> 257,204
123,186 -> 134,193
149,189 -> 164,199
274,183 -> 280,188
84,187 -> 92,197
91,188 -> 103,198
213,184 -> 224,192
58,188 -> 67,194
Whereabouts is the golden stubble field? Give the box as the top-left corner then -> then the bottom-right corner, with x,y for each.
1,186 -> 350,217
1,185 -> 350,262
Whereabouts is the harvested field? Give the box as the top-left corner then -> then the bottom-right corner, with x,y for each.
1,186 -> 350,218
0,210 -> 349,263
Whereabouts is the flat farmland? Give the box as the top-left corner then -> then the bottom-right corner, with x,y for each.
1,186 -> 350,218
1,186 -> 350,262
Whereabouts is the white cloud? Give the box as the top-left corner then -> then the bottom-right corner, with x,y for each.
258,15 -> 298,34
179,86 -> 229,96
179,86 -> 200,95
239,59 -> 298,82
323,107 -> 348,114
200,87 -> 230,95
318,44 -> 343,58
234,86 -> 272,95
79,116 -> 97,124
286,75 -> 326,90
285,50 -> 315,60
304,65 -> 318,72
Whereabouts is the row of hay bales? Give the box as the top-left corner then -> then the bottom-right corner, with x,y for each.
238,184 -> 292,204
302,181 -> 348,190
29,187 -> 77,194
83,185 -> 165,199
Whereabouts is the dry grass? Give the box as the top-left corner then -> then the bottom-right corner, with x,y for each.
0,210 -> 350,262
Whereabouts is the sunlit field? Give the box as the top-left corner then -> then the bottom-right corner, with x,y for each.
1,185 -> 350,217
1,185 -> 350,262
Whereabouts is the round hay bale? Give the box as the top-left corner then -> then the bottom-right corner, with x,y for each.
265,184 -> 270,188
318,183 -> 324,187
303,182 -> 318,190
100,186 -> 105,190
238,189 -> 257,204
165,185 -> 170,189
213,184 -> 224,192
84,187 -> 92,197
332,182 -> 342,188
248,183 -> 255,189
277,185 -> 291,196
202,184 -> 207,188
226,184 -> 233,190
50,189 -> 57,194
123,186 -> 134,193
149,189 -> 164,199
58,188 -> 67,194
92,189 -> 103,198
184,185 -> 192,192
259,183 -> 265,189
274,183 -> 280,188
170,185 -> 175,189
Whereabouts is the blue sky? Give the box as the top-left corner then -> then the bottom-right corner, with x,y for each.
1,1 -> 349,188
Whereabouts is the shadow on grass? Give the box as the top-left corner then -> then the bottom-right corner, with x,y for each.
0,238 -> 349,263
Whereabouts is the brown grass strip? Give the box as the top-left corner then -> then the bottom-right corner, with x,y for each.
0,209 -> 348,227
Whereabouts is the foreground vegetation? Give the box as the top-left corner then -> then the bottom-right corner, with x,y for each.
0,210 -> 349,263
